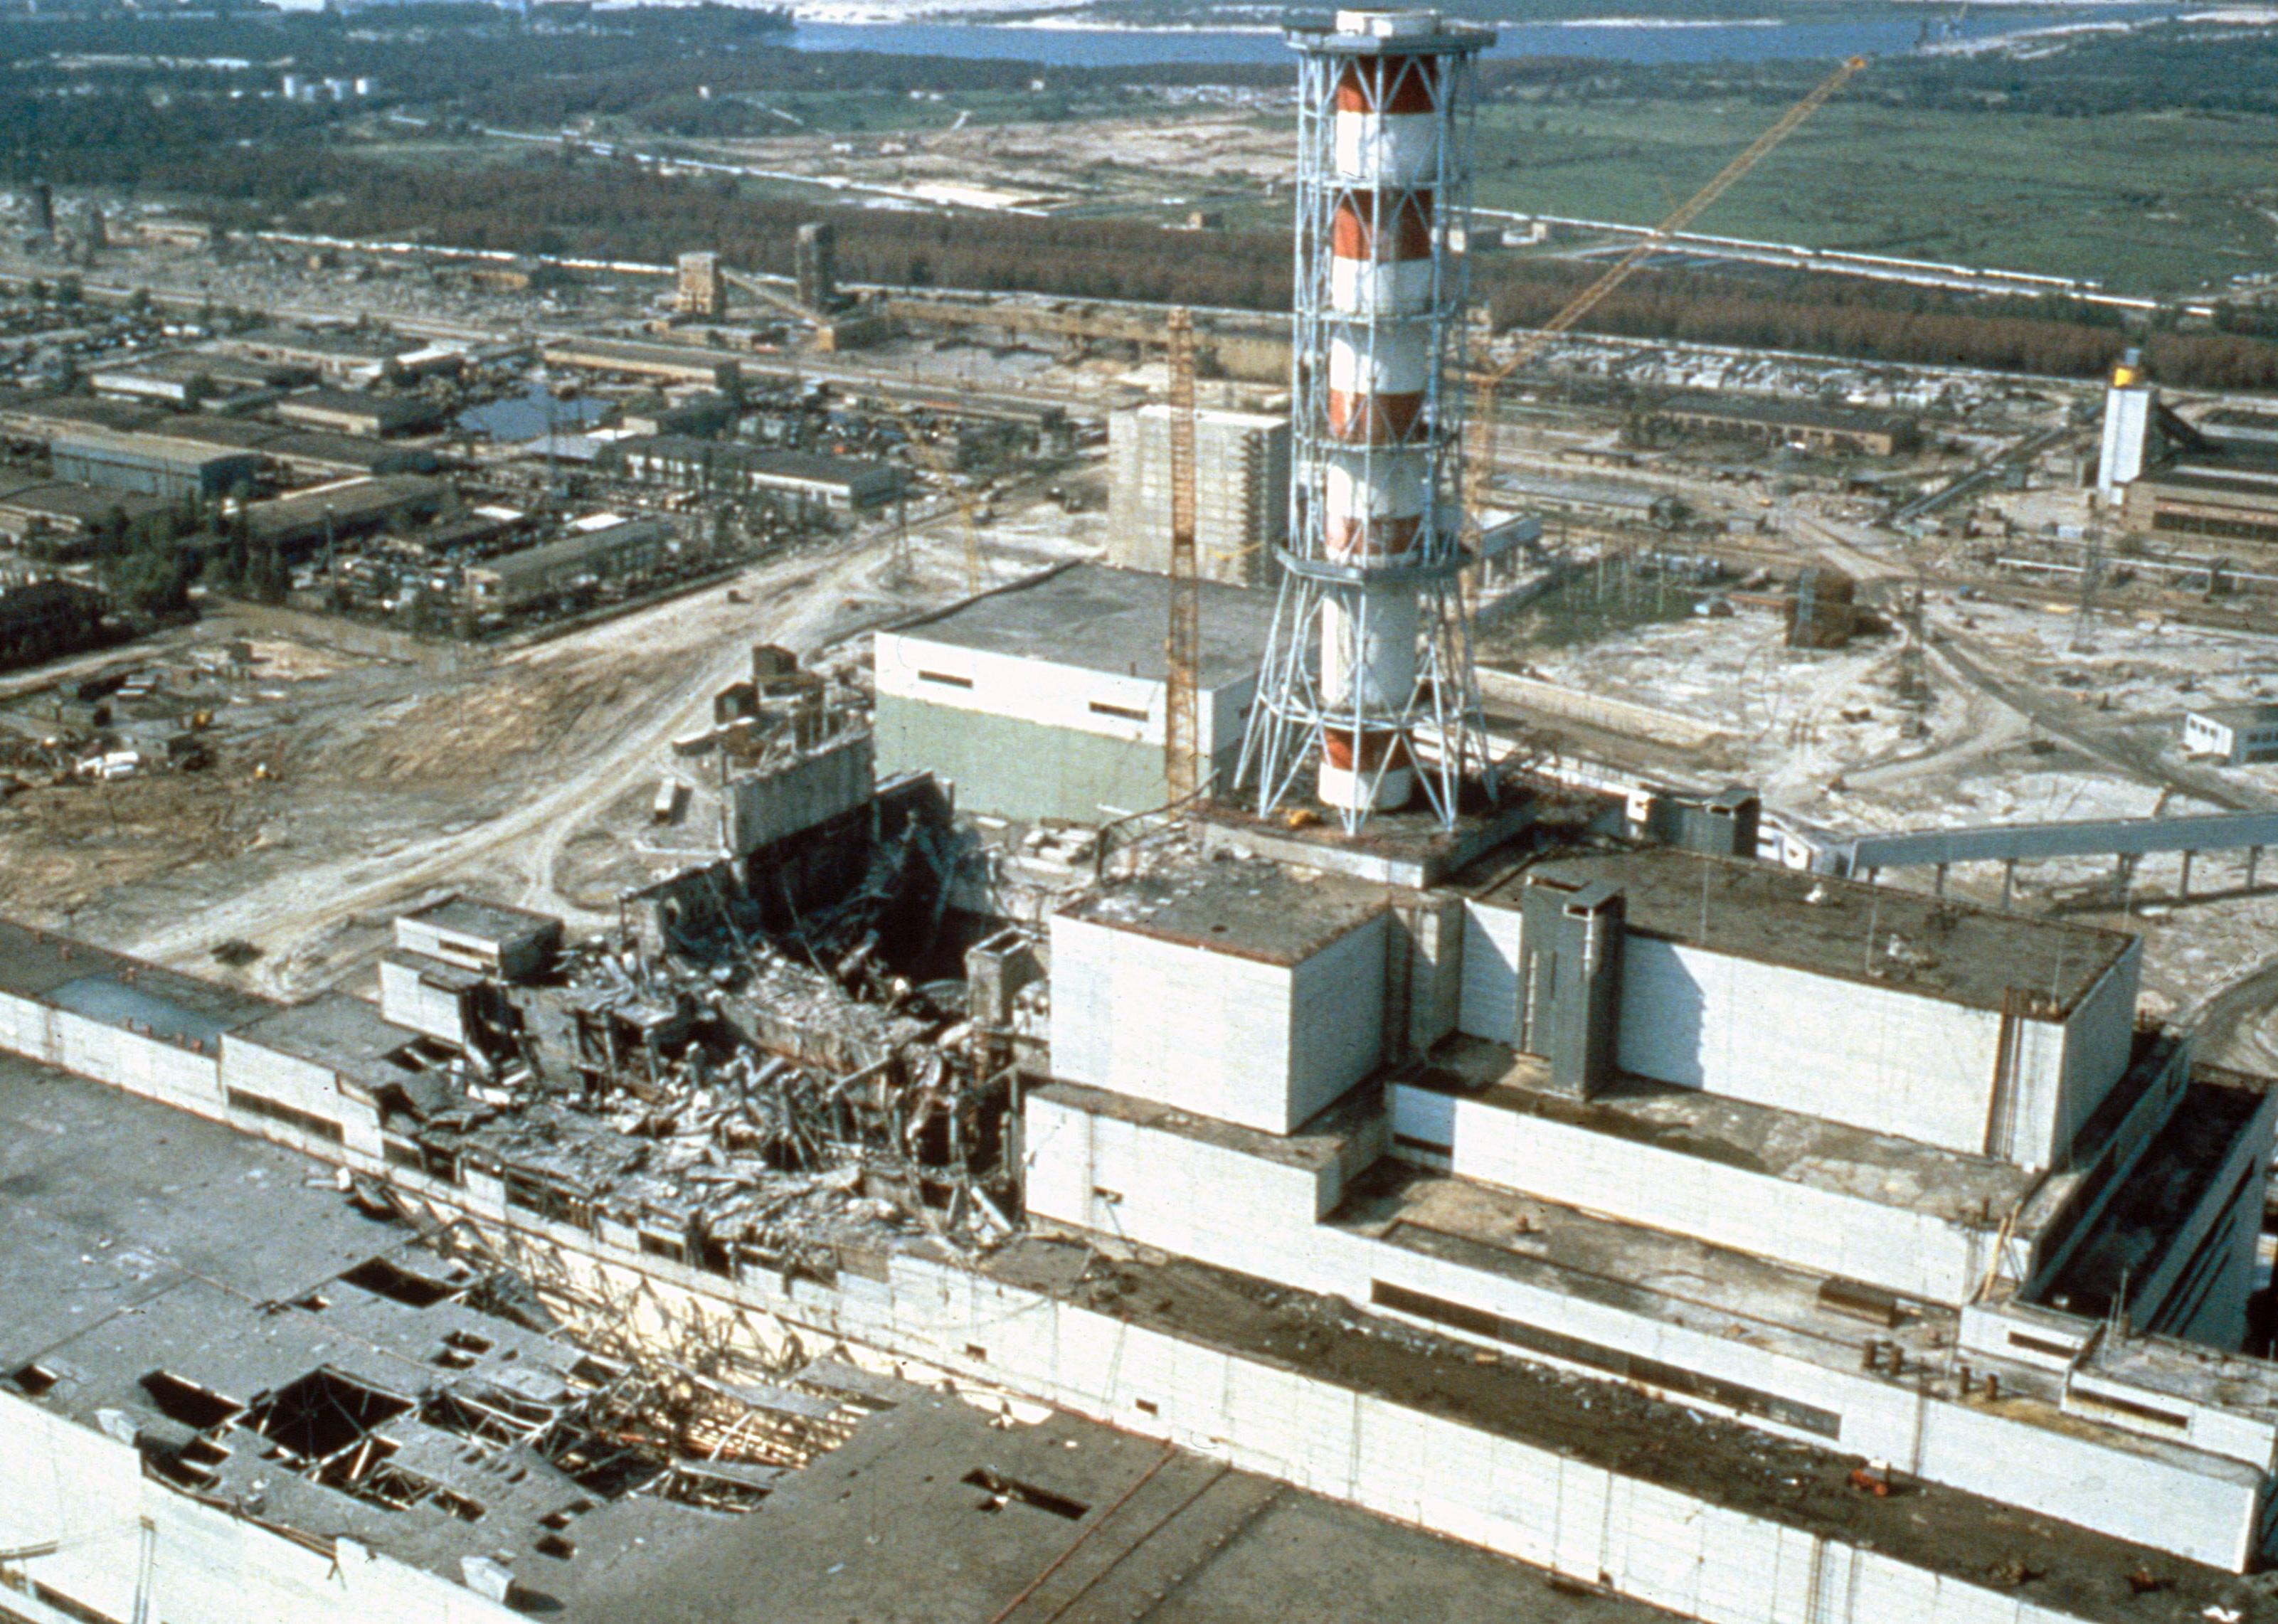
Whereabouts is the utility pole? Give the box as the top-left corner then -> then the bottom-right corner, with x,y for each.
2070,525 -> 2105,653
1164,307 -> 1202,802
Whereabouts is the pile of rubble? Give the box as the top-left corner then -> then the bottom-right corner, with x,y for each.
386,805 -> 1019,1282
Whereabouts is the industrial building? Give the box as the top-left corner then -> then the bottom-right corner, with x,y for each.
211,326 -> 460,386
1649,393 -> 1922,457
540,336 -> 754,389
0,478 -> 170,552
50,426 -> 260,499
2097,351 -> 2278,546
676,250 -> 728,319
0,390 -> 168,444
241,474 -> 449,556
0,1039 -> 1622,1624
872,563 -> 1274,823
462,515 -> 674,614
1106,404 -> 1289,586
393,894 -> 563,979
2183,704 -> 2278,765
1027,819 -> 2276,1564
89,351 -> 312,411
610,437 -> 907,512
273,388 -> 446,439
3,764 -> 2278,1622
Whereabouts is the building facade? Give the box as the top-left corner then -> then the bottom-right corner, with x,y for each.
1106,405 -> 1291,588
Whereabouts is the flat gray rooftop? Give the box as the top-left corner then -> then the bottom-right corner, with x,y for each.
408,893 -> 563,946
571,1381 -> 1683,1624
1483,845 -> 2132,1014
892,563 -> 1275,690
0,918 -> 277,1034
989,1236 -> 2278,1624
1063,850 -> 1387,965
233,992 -> 426,1090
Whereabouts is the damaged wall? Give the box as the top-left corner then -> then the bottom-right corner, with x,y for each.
724,735 -> 876,858
0,1390 -> 520,1624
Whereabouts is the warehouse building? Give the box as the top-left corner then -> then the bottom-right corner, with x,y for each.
540,336 -> 756,388
462,514 -> 673,614
274,388 -> 445,439
1106,404 -> 1289,586
0,479 -> 170,552
0,390 -> 167,443
610,436 -> 906,512
241,475 -> 448,556
1650,393 -> 1921,457
90,351 -> 312,412
872,563 -> 1274,823
208,326 -> 459,386
50,427 -> 260,499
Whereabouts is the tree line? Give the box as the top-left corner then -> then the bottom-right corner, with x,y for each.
218,154 -> 2278,390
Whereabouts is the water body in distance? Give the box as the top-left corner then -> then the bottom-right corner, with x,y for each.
781,6 -> 2177,67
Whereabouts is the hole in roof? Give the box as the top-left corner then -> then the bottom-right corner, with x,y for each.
339,1256 -> 460,1308
140,1371 -> 242,1431
962,1468 -> 1087,1521
245,1371 -> 413,1462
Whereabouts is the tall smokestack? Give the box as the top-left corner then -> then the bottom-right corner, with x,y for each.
1238,9 -> 1496,833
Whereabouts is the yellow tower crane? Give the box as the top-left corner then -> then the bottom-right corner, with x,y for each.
1464,55 -> 1868,534
1164,306 -> 1203,802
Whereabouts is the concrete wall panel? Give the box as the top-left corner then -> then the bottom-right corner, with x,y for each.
1616,938 -> 2005,1157
1458,900 -> 1520,1042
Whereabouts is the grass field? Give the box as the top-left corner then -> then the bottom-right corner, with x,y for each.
1472,97 -> 2278,294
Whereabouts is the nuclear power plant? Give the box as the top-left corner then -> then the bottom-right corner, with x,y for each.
6,9 -> 2278,1624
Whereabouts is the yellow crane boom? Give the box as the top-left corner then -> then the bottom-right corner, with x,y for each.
1466,55 -> 1867,530
1164,306 -> 1202,801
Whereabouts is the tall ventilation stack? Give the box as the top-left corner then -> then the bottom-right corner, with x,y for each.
1239,9 -> 1495,833
2097,344 -> 2153,506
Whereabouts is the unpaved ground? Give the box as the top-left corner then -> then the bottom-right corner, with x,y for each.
0,486 -> 1103,999
686,108 -> 1291,211
1513,585 -> 2278,1063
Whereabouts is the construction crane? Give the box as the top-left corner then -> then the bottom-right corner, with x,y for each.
1464,54 -> 1868,534
1164,306 -> 1203,801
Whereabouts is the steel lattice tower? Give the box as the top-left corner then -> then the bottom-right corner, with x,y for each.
1236,8 -> 1495,833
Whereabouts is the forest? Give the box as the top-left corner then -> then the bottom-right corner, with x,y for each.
2,7 -> 2277,386
184,152 -> 2275,390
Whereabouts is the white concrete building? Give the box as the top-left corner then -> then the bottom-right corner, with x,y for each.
872,563 -> 1275,824
1106,405 -> 1290,588
1025,837 -> 2278,1574
2185,704 -> 2278,765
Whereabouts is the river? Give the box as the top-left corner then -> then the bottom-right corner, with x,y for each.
782,6 -> 2178,66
